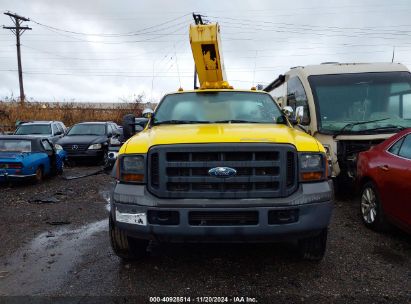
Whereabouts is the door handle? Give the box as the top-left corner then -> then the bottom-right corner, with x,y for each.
378,165 -> 389,171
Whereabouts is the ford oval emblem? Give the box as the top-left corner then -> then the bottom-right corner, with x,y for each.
208,167 -> 237,178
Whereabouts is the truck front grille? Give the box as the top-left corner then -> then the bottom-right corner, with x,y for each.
62,144 -> 89,154
148,144 -> 298,199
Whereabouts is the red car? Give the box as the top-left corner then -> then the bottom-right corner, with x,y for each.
357,129 -> 411,233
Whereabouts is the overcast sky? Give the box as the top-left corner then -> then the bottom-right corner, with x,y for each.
1,0 -> 411,103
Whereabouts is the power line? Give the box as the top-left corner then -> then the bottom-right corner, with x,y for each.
207,15 -> 411,39
34,22 -> 188,45
216,22 -> 410,41
31,13 -> 191,37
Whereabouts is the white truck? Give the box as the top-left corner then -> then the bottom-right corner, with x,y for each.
264,62 -> 411,186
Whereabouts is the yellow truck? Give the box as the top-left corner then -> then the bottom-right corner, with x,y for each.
109,22 -> 333,261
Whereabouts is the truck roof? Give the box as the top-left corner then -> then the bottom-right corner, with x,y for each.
288,62 -> 409,77
165,89 -> 269,95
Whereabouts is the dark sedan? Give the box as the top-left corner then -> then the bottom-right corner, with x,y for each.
57,122 -> 119,165
357,128 -> 411,234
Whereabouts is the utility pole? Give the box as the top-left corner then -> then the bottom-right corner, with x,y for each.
3,11 -> 32,105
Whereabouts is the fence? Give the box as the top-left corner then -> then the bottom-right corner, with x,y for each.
0,102 -> 144,127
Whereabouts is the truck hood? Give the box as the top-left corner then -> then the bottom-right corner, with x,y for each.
121,124 -> 324,154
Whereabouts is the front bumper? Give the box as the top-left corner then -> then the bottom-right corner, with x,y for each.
111,181 -> 334,242
0,172 -> 36,182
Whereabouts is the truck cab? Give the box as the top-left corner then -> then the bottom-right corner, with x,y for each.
109,23 -> 333,261
264,63 -> 411,184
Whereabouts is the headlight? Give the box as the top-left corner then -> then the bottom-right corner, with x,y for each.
54,144 -> 63,150
299,153 -> 326,182
88,143 -> 102,150
118,154 -> 145,183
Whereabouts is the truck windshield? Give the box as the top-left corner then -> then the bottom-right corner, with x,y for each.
153,92 -> 284,125
0,140 -> 31,152
15,124 -> 51,135
308,71 -> 411,134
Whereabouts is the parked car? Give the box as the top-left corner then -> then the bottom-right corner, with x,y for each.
57,122 -> 119,164
357,128 -> 411,233
0,136 -> 66,183
14,121 -> 67,143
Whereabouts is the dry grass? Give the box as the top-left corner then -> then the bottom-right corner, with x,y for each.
0,101 -> 143,132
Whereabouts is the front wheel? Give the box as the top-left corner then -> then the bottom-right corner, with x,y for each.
298,229 -> 328,261
100,149 -> 109,167
34,167 -> 43,183
109,216 -> 149,261
360,181 -> 388,231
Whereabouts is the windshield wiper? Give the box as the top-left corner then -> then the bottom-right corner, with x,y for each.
355,125 -> 406,133
334,118 -> 391,137
213,120 -> 264,123
153,120 -> 211,125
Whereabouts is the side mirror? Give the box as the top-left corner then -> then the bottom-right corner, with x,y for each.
283,106 -> 304,125
55,131 -> 63,136
142,108 -> 154,119
122,114 -> 149,141
283,106 -> 294,118
276,96 -> 285,108
135,118 -> 149,130
295,106 -> 304,124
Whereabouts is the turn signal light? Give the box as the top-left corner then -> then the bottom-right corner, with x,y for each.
301,172 -> 323,181
122,173 -> 144,183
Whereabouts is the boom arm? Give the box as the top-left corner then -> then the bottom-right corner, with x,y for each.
189,23 -> 231,89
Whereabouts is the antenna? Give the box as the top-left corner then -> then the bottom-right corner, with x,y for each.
174,43 -> 182,88
391,46 -> 395,63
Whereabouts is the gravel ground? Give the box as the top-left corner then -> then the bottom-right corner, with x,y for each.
0,167 -> 409,303
0,166 -> 113,259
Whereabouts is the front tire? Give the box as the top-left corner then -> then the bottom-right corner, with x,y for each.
298,229 -> 328,261
360,181 -> 388,231
34,167 -> 43,183
109,216 -> 148,260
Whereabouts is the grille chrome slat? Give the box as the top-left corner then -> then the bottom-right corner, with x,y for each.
167,176 -> 281,183
148,144 -> 298,199
166,160 -> 280,168
62,144 -> 89,153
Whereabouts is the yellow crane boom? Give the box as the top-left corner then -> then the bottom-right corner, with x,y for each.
189,23 -> 231,90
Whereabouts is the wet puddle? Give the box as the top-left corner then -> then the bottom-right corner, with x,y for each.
99,189 -> 111,212
0,219 -> 108,295
0,188 -> 112,296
